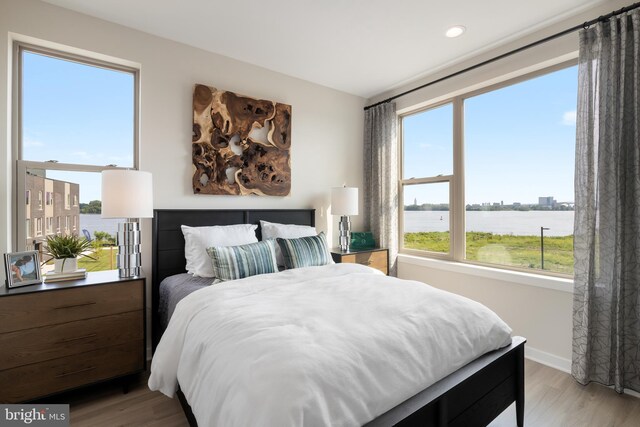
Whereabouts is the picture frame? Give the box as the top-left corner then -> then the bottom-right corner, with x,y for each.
4,250 -> 42,288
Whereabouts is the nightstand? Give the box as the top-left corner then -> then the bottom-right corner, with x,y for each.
330,248 -> 389,275
0,270 -> 146,403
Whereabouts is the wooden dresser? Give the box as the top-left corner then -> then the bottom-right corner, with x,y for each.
330,248 -> 389,275
0,270 -> 146,403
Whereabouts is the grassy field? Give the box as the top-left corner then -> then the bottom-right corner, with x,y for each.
404,231 -> 574,274
78,246 -> 118,272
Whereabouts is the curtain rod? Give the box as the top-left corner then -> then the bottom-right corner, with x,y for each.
364,2 -> 640,111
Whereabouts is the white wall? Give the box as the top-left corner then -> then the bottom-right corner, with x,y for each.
399,257 -> 574,371
0,0 -> 366,287
367,0 -> 632,369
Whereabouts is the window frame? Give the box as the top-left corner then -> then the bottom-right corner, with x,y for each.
398,99 -> 460,260
12,41 -> 140,251
398,58 -> 578,279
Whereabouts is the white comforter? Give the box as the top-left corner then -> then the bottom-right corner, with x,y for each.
149,264 -> 512,427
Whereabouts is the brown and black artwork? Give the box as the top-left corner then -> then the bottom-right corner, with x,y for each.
192,84 -> 292,196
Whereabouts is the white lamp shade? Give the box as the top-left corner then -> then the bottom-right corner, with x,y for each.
101,170 -> 154,218
331,187 -> 359,216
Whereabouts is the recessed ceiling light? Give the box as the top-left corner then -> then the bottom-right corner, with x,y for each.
446,26 -> 466,38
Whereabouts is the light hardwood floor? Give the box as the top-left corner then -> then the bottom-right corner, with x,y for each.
60,359 -> 640,426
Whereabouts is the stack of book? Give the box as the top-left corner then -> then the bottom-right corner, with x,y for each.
44,269 -> 87,283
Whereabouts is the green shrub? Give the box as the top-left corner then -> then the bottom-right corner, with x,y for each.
94,231 -> 116,246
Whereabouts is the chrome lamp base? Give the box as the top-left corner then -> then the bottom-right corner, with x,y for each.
116,221 -> 142,278
338,215 -> 351,252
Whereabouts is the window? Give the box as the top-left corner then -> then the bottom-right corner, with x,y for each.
20,49 -> 135,167
14,42 -> 138,273
401,103 -> 453,255
25,190 -> 30,206
400,62 -> 577,276
26,219 -> 31,239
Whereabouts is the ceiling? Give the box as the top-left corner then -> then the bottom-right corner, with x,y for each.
42,0 -> 609,98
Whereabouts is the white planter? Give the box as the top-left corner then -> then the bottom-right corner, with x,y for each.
54,257 -> 78,273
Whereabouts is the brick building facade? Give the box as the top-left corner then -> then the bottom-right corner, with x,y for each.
25,171 -> 80,247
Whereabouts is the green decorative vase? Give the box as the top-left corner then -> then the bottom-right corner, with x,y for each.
350,232 -> 376,250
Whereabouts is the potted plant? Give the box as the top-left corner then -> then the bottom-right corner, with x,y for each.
44,234 -> 94,273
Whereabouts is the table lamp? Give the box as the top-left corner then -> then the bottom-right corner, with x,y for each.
101,170 -> 153,278
331,186 -> 359,252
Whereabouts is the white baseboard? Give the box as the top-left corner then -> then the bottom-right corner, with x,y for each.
624,388 -> 640,398
525,346 -> 571,373
525,346 -> 640,399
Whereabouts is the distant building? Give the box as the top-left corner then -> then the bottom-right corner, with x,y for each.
538,196 -> 556,208
25,172 -> 80,247
414,198 -> 417,206
513,202 -> 521,207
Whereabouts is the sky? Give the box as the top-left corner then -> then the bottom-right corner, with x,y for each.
22,51 -> 134,203
22,51 -> 577,206
403,65 -> 578,206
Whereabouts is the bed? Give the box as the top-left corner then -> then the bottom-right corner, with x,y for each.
150,208 -> 525,427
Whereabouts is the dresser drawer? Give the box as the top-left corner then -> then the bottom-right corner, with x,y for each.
341,250 -> 388,274
0,340 -> 144,403
0,280 -> 144,333
0,310 -> 143,370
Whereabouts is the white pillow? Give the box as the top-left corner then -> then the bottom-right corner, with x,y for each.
182,224 -> 258,277
260,220 -> 317,267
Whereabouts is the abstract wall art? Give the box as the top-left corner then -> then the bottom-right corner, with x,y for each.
192,84 -> 292,196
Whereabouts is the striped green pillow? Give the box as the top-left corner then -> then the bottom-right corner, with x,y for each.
206,240 -> 278,282
276,232 -> 333,269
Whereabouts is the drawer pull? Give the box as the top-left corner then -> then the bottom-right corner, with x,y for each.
57,333 -> 97,344
55,366 -> 95,378
53,302 -> 97,310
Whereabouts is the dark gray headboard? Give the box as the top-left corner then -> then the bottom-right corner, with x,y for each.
151,208 -> 315,347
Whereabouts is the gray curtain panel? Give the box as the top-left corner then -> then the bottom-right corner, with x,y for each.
572,10 -> 640,394
363,103 -> 398,276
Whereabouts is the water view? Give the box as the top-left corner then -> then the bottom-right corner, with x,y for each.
404,211 -> 574,275
79,214 -> 122,238
404,211 -> 574,236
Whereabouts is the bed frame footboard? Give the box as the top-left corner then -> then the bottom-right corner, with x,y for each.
175,337 -> 526,427
365,336 -> 526,427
